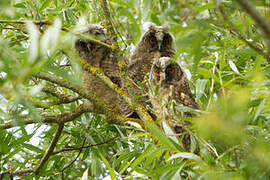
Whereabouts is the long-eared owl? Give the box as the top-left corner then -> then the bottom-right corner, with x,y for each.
75,24 -> 133,117
148,57 -> 199,151
128,24 -> 176,106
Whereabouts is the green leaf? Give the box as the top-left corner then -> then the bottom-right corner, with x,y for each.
81,168 -> 88,180
144,121 -> 184,152
22,143 -> 44,153
167,152 -> 201,162
98,152 -> 116,180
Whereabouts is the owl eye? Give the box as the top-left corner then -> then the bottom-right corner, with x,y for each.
167,67 -> 175,74
149,36 -> 157,45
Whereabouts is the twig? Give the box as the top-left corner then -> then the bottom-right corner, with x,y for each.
235,0 -> 270,36
61,138 -> 86,175
10,36 -> 29,44
31,0 -> 41,20
35,123 -> 64,174
53,136 -> 119,154
0,20 -> 49,25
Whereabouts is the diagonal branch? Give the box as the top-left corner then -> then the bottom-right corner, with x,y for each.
80,58 -> 154,125
234,0 -> 270,62
218,7 -> 266,58
235,0 -> 270,36
61,138 -> 86,175
34,72 -> 141,125
35,123 -> 64,174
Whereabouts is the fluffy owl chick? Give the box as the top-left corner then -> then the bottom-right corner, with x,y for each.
128,24 -> 176,106
75,24 -> 133,117
148,57 -> 199,151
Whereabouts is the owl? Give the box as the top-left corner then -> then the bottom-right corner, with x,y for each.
128,24 -> 176,106
148,57 -> 199,151
75,24 -> 133,116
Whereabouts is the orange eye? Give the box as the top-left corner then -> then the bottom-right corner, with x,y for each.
168,68 -> 175,74
149,36 -> 156,44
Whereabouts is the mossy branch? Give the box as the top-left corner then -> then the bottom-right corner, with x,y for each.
33,72 -> 141,125
79,58 -> 154,126
0,103 -> 92,130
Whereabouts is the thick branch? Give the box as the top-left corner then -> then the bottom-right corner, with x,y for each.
35,123 -> 64,174
235,0 -> 270,36
28,94 -> 81,109
34,72 -> 133,124
0,169 -> 34,178
218,7 -> 266,58
235,0 -> 270,61
80,58 -> 154,125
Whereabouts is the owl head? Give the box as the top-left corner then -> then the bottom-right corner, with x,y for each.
75,24 -> 108,50
150,57 -> 183,86
137,24 -> 175,55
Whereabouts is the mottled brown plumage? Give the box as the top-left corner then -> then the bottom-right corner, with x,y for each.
148,57 -> 199,151
75,24 -> 132,116
128,24 -> 176,106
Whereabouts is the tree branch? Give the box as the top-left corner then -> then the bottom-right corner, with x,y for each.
61,138 -> 86,175
234,0 -> 270,61
0,102 -> 93,130
34,72 -> 138,125
217,7 -> 266,58
52,136 -> 119,155
0,169 -> 34,179
80,58 -> 154,125
35,123 -> 64,174
0,20 -> 69,31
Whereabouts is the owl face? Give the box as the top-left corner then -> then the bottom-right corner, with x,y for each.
150,57 -> 183,86
139,25 -> 174,53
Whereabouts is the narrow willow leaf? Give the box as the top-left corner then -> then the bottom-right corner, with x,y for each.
196,79 -> 208,99
26,21 -> 39,63
41,18 -> 61,56
167,152 -> 201,162
144,121 -> 184,152
81,168 -> 88,180
228,60 -> 241,75
99,152 -> 116,180
22,143 -> 44,153
171,162 -> 186,180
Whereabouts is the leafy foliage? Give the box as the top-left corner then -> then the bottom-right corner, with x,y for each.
0,0 -> 270,179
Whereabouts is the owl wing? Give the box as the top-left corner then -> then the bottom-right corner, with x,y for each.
174,77 -> 199,110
